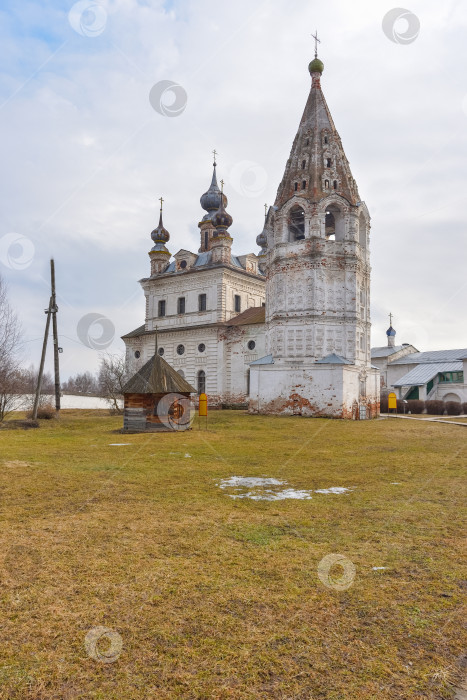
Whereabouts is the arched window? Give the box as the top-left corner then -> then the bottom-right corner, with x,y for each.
302,180 -> 307,190
288,205 -> 305,241
333,180 -> 338,190
294,182 -> 298,191
302,160 -> 306,169
324,136 -> 328,144
326,158 -> 331,167
305,138 -> 310,146
325,179 -> 329,189
197,370 -> 206,395
204,231 -> 208,250
325,204 -> 345,241
177,369 -> 185,378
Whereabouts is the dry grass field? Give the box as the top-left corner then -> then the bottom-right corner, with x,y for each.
0,410 -> 465,699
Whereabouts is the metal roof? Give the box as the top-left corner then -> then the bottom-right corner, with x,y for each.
371,345 -> 403,358
225,307 -> 265,326
122,324 -> 145,339
392,361 -> 463,387
316,353 -> 353,365
250,354 -> 274,365
390,348 -> 467,365
123,354 -> 196,394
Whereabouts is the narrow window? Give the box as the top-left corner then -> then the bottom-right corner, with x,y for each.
326,158 -> 331,167
234,295 -> 241,313
325,179 -> 329,189
158,300 -> 166,317
306,138 -> 310,146
294,182 -> 298,192
177,297 -> 185,314
302,160 -> 306,169
198,293 -> 207,311
324,136 -> 328,144
302,180 -> 306,190
333,180 -> 338,190
246,369 -> 250,395
197,370 -> 206,395
204,231 -> 208,250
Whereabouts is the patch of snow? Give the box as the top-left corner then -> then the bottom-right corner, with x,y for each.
230,488 -> 313,501
314,487 -> 354,495
184,453 -> 192,458
390,482 -> 402,485
108,443 -> 132,446
372,566 -> 387,570
219,476 -> 285,489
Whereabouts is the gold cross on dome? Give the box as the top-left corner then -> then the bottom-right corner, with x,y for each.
159,196 -> 164,212
311,29 -> 321,58
220,179 -> 224,193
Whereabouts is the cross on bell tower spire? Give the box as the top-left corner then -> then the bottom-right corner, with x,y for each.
311,29 -> 320,58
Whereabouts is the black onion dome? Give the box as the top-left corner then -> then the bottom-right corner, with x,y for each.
212,195 -> 233,231
151,211 -> 170,244
200,163 -> 227,220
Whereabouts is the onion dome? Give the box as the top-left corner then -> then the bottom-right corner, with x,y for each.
386,326 -> 396,338
308,57 -> 324,74
151,206 -> 170,247
212,180 -> 233,234
200,157 -> 227,222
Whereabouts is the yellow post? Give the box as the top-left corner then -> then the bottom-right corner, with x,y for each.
388,392 -> 397,414
199,393 -> 208,429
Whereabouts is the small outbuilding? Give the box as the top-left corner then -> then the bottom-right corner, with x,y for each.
122,352 -> 196,432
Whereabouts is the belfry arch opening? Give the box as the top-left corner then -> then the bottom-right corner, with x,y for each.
288,205 -> 306,241
325,204 -> 345,241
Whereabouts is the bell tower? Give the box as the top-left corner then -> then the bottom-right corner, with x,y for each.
250,44 -> 379,418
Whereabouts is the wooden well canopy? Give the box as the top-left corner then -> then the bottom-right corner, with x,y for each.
122,354 -> 196,432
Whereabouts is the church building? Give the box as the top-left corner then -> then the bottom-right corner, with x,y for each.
123,47 -> 380,418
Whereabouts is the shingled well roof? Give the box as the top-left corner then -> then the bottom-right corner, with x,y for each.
123,354 -> 196,394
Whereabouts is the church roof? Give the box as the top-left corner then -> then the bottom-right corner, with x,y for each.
316,353 -> 353,364
390,348 -> 467,365
371,345 -> 404,358
225,306 -> 265,326
250,354 -> 274,365
123,354 -> 196,394
274,58 -> 360,208
392,362 -> 463,387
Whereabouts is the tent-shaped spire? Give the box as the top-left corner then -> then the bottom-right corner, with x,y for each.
123,353 -> 196,394
274,54 -> 360,208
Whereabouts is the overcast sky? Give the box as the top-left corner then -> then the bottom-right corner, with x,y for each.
0,0 -> 466,379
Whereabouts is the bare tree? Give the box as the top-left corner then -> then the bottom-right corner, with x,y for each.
0,275 -> 23,421
62,371 -> 98,395
98,353 -> 128,414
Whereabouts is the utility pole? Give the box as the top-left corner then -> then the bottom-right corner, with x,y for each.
32,295 -> 52,421
51,259 -> 61,413
32,259 -> 60,419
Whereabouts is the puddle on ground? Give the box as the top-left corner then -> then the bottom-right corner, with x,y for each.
218,477 -> 354,501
